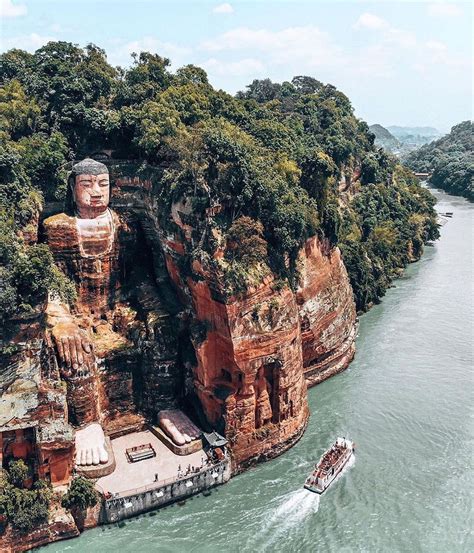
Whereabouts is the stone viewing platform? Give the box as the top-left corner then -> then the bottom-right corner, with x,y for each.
95,429 -> 230,523
95,429 -> 206,497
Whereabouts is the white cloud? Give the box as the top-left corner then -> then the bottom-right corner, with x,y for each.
200,26 -> 343,69
354,13 -> 416,49
353,13 -> 389,31
423,39 -> 468,67
50,23 -> 65,33
427,2 -> 463,18
425,40 -> 448,53
350,12 -> 468,82
386,28 -> 417,49
213,3 -> 234,14
203,57 -> 263,77
108,36 -> 192,67
352,44 -> 394,79
1,32 -> 55,52
0,0 -> 27,18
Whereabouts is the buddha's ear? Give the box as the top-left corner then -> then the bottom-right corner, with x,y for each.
65,174 -> 76,214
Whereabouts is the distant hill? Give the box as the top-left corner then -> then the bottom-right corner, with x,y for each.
386,126 -> 443,152
404,121 -> 473,201
388,126 -> 441,139
369,124 -> 400,152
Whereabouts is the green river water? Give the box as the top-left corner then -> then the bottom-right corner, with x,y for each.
44,187 -> 473,553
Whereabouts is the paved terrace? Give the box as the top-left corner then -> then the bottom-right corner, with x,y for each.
95,430 -> 206,496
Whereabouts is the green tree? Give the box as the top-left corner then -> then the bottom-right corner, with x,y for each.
227,216 -> 267,264
115,51 -> 171,107
7,459 -> 29,488
0,213 -> 76,323
175,64 -> 209,86
16,131 -> 69,200
0,465 -> 51,533
61,477 -> 98,512
0,80 -> 40,139
405,121 -> 473,200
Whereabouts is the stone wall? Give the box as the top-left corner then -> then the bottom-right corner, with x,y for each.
100,459 -> 231,523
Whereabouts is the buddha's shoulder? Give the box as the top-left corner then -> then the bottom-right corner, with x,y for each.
110,209 -> 122,226
43,213 -> 78,244
43,212 -> 75,230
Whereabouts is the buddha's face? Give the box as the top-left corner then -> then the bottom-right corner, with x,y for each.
74,173 -> 110,218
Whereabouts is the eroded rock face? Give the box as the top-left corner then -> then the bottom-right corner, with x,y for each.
0,320 -> 74,486
187,268 -> 309,467
162,212 -> 356,468
296,237 -> 357,387
0,504 -> 79,553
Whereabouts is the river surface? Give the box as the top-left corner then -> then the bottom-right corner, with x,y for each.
45,188 -> 473,553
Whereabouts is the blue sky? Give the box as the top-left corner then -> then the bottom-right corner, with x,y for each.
1,0 -> 472,131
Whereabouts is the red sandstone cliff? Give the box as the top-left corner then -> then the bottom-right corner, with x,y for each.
161,196 -> 356,469
297,236 -> 356,387
185,263 -> 309,468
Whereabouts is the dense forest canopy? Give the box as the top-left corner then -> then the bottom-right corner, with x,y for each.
0,42 -> 439,319
404,121 -> 473,201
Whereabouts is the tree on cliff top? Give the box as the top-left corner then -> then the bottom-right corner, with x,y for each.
227,216 -> 267,264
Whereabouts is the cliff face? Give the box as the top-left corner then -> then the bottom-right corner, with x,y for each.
297,237 -> 356,386
0,318 -> 74,486
0,508 -> 79,553
174,259 -> 309,467
160,191 -> 356,468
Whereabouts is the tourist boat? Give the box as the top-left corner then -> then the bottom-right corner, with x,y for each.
304,437 -> 355,494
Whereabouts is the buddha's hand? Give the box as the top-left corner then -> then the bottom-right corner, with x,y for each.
51,322 -> 94,378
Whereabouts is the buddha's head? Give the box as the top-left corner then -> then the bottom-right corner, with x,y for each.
67,158 -> 110,219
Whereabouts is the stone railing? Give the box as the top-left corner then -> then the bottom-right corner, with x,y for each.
98,458 -> 231,523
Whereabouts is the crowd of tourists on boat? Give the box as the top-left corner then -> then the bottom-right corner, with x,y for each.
317,441 -> 348,474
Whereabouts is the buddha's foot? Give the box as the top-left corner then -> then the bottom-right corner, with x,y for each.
158,413 -> 186,446
75,423 -> 108,466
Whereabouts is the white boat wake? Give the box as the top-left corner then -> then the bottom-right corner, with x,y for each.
246,489 -> 320,551
247,455 -> 356,551
272,488 -> 321,522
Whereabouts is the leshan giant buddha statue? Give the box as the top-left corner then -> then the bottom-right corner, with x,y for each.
43,158 -> 133,468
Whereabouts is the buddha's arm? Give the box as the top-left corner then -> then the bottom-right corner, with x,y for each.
46,297 -> 94,376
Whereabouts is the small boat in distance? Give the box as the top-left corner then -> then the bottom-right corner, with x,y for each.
304,437 -> 355,494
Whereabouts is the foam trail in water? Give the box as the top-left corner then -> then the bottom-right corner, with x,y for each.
247,455 -> 355,551
248,489 -> 320,551
272,488 -> 320,521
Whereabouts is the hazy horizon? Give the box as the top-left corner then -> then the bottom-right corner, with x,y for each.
1,0 -> 472,132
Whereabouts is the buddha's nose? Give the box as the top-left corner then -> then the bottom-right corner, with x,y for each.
91,182 -> 102,196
